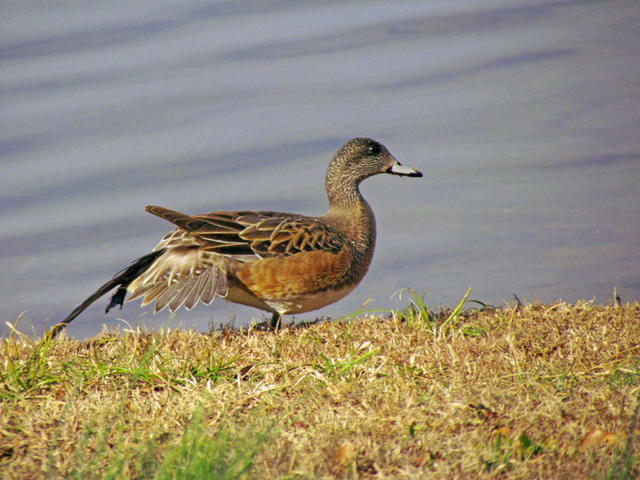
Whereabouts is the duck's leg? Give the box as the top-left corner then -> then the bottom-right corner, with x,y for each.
270,313 -> 282,330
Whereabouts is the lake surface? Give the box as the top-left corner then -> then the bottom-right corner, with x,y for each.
2,1 -> 639,339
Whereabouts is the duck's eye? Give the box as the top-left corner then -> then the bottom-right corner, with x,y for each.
367,143 -> 381,155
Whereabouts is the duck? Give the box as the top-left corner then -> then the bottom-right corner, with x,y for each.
50,137 -> 421,337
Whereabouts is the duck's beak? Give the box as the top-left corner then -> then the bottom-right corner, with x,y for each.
388,158 -> 423,177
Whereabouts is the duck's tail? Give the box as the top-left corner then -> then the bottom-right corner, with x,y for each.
48,250 -> 165,339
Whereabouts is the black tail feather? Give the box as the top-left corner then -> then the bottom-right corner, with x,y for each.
106,287 -> 128,313
49,250 -> 165,339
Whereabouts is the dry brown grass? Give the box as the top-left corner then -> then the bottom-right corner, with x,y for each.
1,300 -> 639,479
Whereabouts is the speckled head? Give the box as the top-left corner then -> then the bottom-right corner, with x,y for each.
325,138 -> 422,206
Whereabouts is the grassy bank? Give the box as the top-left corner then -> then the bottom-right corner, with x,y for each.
1,299 -> 639,479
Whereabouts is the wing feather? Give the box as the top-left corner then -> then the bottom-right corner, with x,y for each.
167,275 -> 198,312
184,272 -> 208,310
199,268 -> 216,305
153,277 -> 187,313
146,205 -> 346,260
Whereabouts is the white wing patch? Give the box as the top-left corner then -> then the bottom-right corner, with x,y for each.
127,248 -> 229,313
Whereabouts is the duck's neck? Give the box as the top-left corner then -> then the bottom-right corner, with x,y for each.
321,187 -> 377,255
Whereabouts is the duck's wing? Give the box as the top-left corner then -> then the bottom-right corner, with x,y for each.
121,205 -> 347,314
145,205 -> 346,260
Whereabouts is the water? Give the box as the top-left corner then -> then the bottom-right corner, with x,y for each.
2,1 -> 639,339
